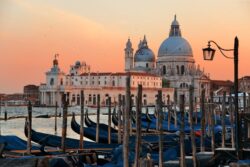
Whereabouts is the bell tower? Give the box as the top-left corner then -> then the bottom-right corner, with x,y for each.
124,38 -> 134,71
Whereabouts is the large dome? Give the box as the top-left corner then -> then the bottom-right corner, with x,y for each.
158,36 -> 193,57
158,15 -> 193,57
134,47 -> 155,62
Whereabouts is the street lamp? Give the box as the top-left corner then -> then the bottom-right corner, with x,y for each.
202,37 -> 241,159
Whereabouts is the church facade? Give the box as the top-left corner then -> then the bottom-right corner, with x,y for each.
124,15 -> 211,105
39,16 -> 210,107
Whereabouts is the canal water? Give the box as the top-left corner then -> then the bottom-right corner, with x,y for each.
0,106 -> 153,141
0,106 -> 116,141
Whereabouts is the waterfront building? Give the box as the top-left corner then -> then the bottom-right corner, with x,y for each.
40,15 -> 211,107
239,76 -> 250,93
40,59 -> 174,106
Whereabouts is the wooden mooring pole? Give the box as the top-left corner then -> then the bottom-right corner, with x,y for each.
210,92 -> 215,152
174,90 -> 178,128
61,94 -> 68,152
229,93 -> 235,148
55,101 -> 58,134
96,94 -> 100,143
157,90 -> 163,167
118,94 -> 122,144
180,94 -> 186,167
222,91 -> 226,148
243,92 -> 247,141
189,85 -> 196,167
167,95 -> 171,131
108,96 -> 112,144
134,84 -> 142,167
201,89 -> 205,152
27,101 -> 32,154
79,90 -> 84,149
123,76 -> 131,167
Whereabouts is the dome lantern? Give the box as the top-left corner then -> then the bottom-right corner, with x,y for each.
169,15 -> 182,37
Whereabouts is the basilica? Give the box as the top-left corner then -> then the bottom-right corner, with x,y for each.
39,16 -> 211,107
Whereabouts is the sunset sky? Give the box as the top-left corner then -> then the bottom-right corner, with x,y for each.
0,0 -> 250,93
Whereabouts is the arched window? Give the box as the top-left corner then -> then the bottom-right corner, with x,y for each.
112,80 -> 115,86
176,66 -> 179,75
146,63 -> 149,68
162,65 -> 166,75
181,65 -> 185,75
50,78 -> 54,86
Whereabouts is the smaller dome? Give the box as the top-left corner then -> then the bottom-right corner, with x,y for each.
75,61 -> 81,66
134,35 -> 155,62
134,47 -> 155,62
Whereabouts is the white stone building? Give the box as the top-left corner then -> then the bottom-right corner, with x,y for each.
40,59 -> 174,106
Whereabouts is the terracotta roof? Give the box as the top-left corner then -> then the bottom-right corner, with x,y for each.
211,80 -> 233,86
79,72 -> 160,77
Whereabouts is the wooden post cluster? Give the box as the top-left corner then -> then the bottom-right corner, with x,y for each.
79,90 -> 85,149
96,94 -> 100,143
189,86 -> 196,167
179,94 -> 186,167
123,76 -> 131,167
134,84 -> 142,167
108,96 -> 112,144
27,101 -> 32,154
61,93 -> 68,152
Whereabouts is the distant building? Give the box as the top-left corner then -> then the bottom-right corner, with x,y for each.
1,93 -> 26,106
23,84 -> 39,102
239,76 -> 250,93
211,80 -> 234,96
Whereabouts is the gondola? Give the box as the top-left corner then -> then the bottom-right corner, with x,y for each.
0,135 -> 40,151
85,111 -> 118,133
72,113 -> 119,143
24,120 -> 119,149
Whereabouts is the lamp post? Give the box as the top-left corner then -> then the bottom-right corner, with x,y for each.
202,37 -> 241,159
